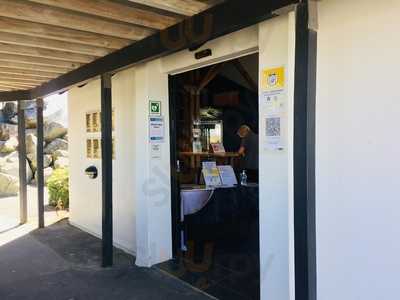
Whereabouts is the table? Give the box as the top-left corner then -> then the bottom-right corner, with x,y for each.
179,185 -> 259,251
179,152 -> 240,183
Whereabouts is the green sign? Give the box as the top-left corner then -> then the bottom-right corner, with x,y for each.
149,100 -> 161,115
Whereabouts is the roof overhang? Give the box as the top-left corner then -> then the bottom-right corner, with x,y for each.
0,0 -> 299,102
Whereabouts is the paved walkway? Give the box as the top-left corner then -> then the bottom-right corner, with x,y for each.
0,219 -> 210,300
0,185 -> 50,233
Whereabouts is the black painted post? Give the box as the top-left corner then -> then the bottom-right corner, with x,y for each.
101,73 -> 113,267
36,98 -> 45,228
17,101 -> 27,224
293,2 -> 317,300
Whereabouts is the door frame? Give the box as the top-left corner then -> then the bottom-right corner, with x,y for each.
167,3 -> 317,299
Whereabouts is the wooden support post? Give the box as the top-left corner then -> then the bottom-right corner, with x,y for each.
36,98 -> 45,228
101,73 -> 113,267
17,101 -> 27,224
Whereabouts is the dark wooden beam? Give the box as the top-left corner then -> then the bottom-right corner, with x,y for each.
36,98 -> 45,228
17,101 -> 27,224
232,59 -> 258,92
293,2 -> 317,300
101,73 -> 113,267
0,89 -> 31,102
197,62 -> 225,92
0,0 -> 298,101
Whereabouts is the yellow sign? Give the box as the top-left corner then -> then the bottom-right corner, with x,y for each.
261,66 -> 285,92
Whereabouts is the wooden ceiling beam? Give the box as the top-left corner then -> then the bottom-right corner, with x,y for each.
0,32 -> 112,57
0,17 -> 131,49
0,0 -> 154,40
0,81 -> 37,89
28,0 -> 179,30
0,43 -> 97,63
0,61 -> 73,74
0,82 -> 36,88
127,0 -> 209,16
0,87 -> 12,91
0,67 -> 60,78
0,74 -> 52,83
0,54 -> 81,69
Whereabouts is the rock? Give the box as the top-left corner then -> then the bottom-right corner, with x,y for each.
5,151 -> 18,162
23,100 -> 40,129
0,137 -> 18,153
44,122 -> 67,142
25,128 -> 37,136
54,157 -> 69,169
9,116 -> 18,125
25,133 -> 37,155
0,158 -> 32,182
27,153 -> 52,172
0,173 -> 19,197
53,149 -> 68,160
0,123 -> 18,141
44,138 -> 68,154
25,108 -> 37,129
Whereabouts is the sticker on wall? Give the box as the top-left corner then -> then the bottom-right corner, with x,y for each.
265,114 -> 284,151
261,66 -> 285,93
151,144 -> 162,159
261,66 -> 286,114
149,116 -> 165,143
149,100 -> 161,116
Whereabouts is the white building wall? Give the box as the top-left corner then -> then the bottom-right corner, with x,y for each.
68,68 -> 137,255
68,11 -> 297,300
69,80 -> 102,239
316,0 -> 400,299
258,13 -> 296,300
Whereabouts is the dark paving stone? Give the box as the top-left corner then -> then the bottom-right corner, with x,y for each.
0,235 -> 69,286
0,219 -> 211,300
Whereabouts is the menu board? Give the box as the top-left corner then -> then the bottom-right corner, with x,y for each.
218,165 -> 237,186
202,161 -> 220,186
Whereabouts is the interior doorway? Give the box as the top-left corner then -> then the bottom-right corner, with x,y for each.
159,53 -> 260,300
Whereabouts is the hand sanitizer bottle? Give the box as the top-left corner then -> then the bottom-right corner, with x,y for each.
240,170 -> 247,186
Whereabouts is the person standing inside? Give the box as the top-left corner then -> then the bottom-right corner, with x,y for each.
237,125 -> 259,182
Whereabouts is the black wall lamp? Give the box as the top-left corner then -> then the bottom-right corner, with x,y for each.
85,166 -> 98,179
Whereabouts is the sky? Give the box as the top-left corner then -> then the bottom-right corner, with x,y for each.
44,93 -> 68,127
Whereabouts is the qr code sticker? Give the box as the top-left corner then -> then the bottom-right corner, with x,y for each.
266,117 -> 281,137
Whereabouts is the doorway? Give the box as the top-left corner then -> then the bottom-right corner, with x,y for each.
159,53 -> 260,300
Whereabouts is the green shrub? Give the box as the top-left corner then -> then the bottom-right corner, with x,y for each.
47,168 -> 69,208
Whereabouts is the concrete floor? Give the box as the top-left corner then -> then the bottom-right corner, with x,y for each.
0,185 -> 50,233
0,219 -> 211,300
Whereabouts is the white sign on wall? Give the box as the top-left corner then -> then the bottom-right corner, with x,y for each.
149,116 -> 164,143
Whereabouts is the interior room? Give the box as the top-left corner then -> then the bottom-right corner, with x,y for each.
159,53 -> 260,300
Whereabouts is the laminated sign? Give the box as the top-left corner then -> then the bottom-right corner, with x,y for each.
149,116 -> 164,143
261,66 -> 286,114
261,66 -> 285,93
149,100 -> 161,115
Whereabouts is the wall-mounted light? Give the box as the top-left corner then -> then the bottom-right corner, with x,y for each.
195,48 -> 212,60
85,166 -> 98,179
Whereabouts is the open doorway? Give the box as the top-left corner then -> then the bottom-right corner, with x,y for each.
159,53 -> 260,300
